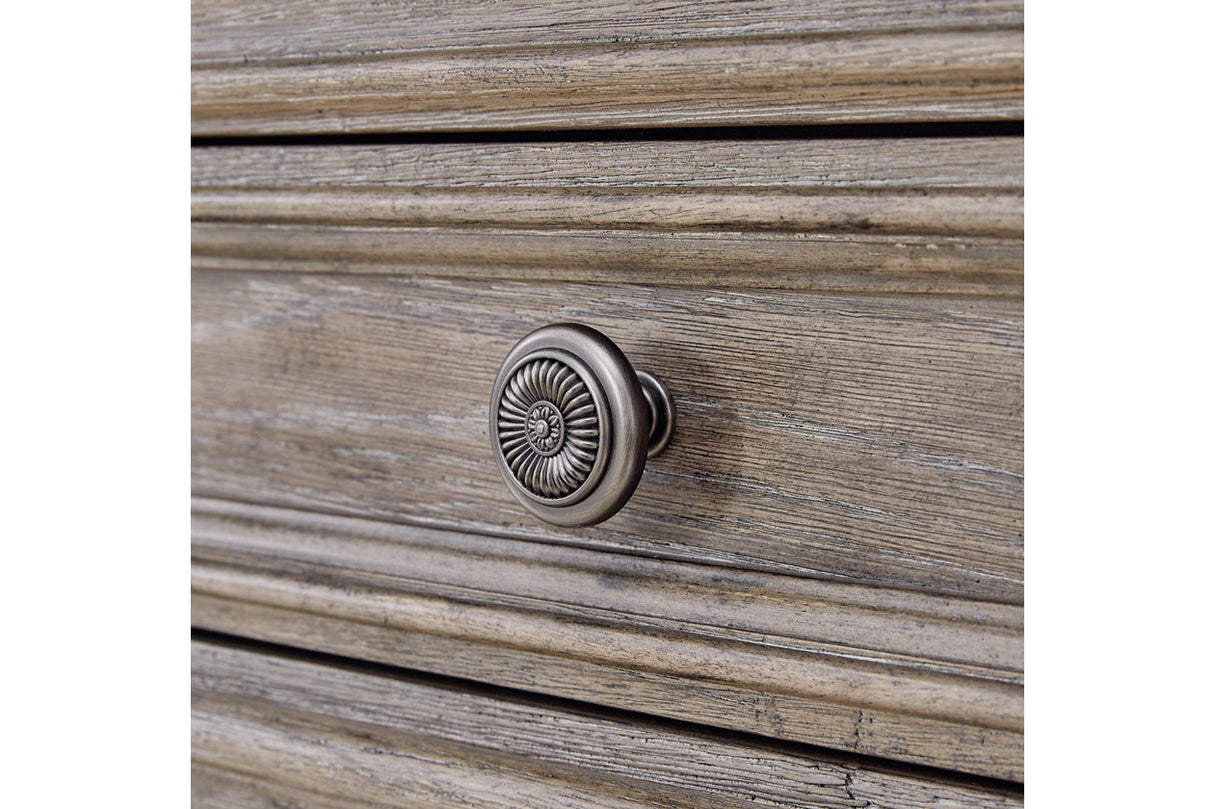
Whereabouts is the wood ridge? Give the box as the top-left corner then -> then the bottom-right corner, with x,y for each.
193,0 -> 1025,61
193,25 -> 1025,69
192,187 -> 1023,237
191,138 -> 1022,293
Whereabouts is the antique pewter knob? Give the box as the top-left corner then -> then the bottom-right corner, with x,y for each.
490,324 -> 675,527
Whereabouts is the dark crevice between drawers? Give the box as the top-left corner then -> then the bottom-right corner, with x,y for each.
192,627 -> 1025,796
191,120 -> 1023,148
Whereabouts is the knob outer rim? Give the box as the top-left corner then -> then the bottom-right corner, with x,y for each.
490,324 -> 649,527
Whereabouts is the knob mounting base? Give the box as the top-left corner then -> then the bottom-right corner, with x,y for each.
637,370 -> 675,459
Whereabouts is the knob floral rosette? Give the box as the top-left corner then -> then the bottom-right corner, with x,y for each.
490,324 -> 675,527
497,357 -> 600,499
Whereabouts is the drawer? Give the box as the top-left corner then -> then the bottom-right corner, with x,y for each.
191,136 -> 1022,779
193,638 -> 1023,808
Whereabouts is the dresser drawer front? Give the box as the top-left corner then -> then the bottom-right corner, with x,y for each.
193,137 -> 1022,598
192,136 -> 1023,779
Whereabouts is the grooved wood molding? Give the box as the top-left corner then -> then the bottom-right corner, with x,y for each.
192,0 -> 1024,134
192,1 -> 1024,804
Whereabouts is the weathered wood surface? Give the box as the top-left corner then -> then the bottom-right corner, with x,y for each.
191,0 -> 1023,134
193,639 -> 1025,806
193,498 -> 1022,779
192,271 -> 1023,601
191,138 -> 1022,192
192,138 -> 1023,295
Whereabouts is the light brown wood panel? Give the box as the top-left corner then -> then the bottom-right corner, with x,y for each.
193,639 -> 1025,805
192,273 -> 1023,602
192,139 -> 1023,295
192,498 -> 1022,778
192,0 -> 1023,134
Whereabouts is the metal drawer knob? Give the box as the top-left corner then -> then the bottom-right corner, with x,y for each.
490,324 -> 675,526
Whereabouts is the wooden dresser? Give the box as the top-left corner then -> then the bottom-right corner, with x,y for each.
192,2 -> 1023,806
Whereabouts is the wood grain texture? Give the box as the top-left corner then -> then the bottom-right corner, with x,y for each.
192,138 -> 1023,295
193,639 -> 1025,805
192,497 -> 1022,778
192,272 -> 1023,601
191,0 -> 1023,134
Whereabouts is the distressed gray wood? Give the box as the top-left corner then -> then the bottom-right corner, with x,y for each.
189,63 -> 1025,794
192,0 -> 1023,134
192,273 -> 1023,601
192,0 -> 1026,63
192,639 -> 1024,807
191,138 -> 1023,295
192,498 -> 1022,779
191,138 -> 1023,192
